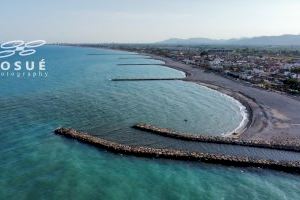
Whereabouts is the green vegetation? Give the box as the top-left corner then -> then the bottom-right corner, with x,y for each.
283,78 -> 300,94
291,67 -> 300,74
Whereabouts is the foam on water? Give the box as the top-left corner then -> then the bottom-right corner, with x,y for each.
195,83 -> 249,136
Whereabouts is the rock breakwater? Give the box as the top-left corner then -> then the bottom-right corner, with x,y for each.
55,127 -> 300,173
111,78 -> 185,81
133,123 -> 300,152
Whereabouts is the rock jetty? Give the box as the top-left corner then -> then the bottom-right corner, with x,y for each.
133,123 -> 300,152
117,64 -> 163,66
55,127 -> 300,173
111,78 -> 185,81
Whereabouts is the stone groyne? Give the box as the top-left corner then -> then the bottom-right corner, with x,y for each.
133,123 -> 300,152
111,78 -> 185,81
119,56 -> 151,59
118,64 -> 163,66
87,53 -> 138,56
55,128 -> 300,173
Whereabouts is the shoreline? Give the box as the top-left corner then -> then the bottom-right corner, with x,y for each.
60,45 -> 252,137
191,80 -> 250,137
64,45 -> 300,142
142,53 -> 258,138
116,52 -> 252,137
140,52 -> 300,142
104,46 -> 253,137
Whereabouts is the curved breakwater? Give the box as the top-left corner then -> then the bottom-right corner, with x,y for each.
133,123 -> 300,152
54,128 -> 300,173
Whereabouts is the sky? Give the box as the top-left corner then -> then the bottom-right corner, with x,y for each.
1,0 -> 300,43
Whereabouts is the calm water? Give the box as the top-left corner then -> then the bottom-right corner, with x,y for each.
1,46 -> 300,200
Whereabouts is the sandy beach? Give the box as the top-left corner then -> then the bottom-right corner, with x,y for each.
146,54 -> 300,142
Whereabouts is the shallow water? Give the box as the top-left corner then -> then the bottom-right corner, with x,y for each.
1,46 -> 300,200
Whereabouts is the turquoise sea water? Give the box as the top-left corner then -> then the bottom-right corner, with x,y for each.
1,46 -> 300,200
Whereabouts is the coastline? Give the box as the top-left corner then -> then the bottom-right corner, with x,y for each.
66,45 -> 300,143
141,53 -> 300,142
116,50 -> 251,137
104,46 -> 253,137
142,53 -> 258,138
191,81 -> 250,137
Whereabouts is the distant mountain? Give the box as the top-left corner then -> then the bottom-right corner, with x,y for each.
159,37 -> 224,45
158,34 -> 300,46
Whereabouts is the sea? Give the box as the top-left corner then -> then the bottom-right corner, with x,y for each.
1,45 -> 300,200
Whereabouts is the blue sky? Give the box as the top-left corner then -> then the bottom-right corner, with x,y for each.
1,0 -> 300,43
